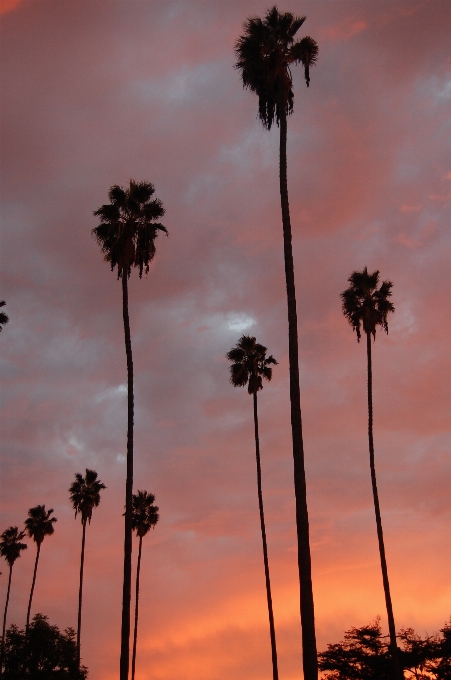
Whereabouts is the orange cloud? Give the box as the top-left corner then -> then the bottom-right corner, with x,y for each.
0,0 -> 22,15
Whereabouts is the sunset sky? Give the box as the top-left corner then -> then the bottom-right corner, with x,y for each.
1,1 -> 450,678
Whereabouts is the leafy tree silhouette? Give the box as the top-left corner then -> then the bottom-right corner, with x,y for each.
1,614 -> 87,679
318,618 -> 451,680
235,9 -> 318,677
69,469 -> 106,669
227,335 -> 279,680
92,180 -> 166,680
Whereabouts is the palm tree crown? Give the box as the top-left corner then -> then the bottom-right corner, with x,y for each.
227,335 -> 278,394
341,267 -> 395,342
234,6 -> 318,130
69,469 -> 106,525
0,301 -> 9,331
25,505 -> 57,546
132,491 -> 159,539
0,527 -> 27,566
92,180 -> 167,279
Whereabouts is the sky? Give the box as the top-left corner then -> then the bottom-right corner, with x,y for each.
0,0 -> 450,678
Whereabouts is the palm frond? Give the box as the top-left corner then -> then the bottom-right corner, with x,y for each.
0,526 -> 27,566
227,335 -> 277,394
92,180 -> 167,279
341,268 -> 395,341
235,7 -> 317,128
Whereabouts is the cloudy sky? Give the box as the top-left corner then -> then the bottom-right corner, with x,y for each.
1,1 -> 450,678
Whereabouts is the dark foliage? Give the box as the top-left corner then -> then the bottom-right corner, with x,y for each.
318,619 -> 451,680
1,614 -> 88,679
0,301 -> 9,331
235,5 -> 318,129
227,335 -> 277,394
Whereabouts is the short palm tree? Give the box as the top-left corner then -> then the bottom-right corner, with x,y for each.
235,9 -> 319,678
69,469 -> 106,669
24,505 -> 57,633
0,301 -> 9,331
0,526 -> 27,667
92,180 -> 166,680
341,267 -> 401,680
227,335 -> 279,680
130,490 -> 159,680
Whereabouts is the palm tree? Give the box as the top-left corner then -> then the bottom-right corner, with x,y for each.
92,180 -> 166,680
0,301 -> 9,331
227,335 -> 279,680
235,8 -> 319,679
69,469 -> 106,669
341,267 -> 401,680
24,505 -> 57,633
0,527 -> 27,669
130,490 -> 159,680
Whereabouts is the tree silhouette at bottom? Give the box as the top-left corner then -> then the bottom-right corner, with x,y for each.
1,613 -> 87,679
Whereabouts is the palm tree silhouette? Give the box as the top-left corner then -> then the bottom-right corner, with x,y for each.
69,469 -> 106,669
0,301 -> 9,331
235,8 -> 319,678
130,490 -> 159,680
0,526 -> 27,668
227,335 -> 279,680
92,180 -> 166,680
24,505 -> 57,633
341,267 -> 401,680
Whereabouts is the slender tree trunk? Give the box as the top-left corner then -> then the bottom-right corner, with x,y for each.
279,108 -> 318,680
26,543 -> 41,633
253,393 -> 279,680
131,535 -> 143,680
120,273 -> 134,680
76,518 -> 87,669
24,542 -> 41,672
0,563 -> 13,673
366,332 -> 403,680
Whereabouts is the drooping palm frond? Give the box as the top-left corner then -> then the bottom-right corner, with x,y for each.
0,527 -> 27,566
131,491 -> 159,539
24,505 -> 57,546
92,180 -> 167,279
234,6 -> 318,129
227,335 -> 277,395
341,267 -> 395,341
0,301 -> 9,331
69,469 -> 106,524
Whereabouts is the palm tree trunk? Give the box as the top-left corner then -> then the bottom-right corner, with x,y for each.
26,543 -> 41,633
131,535 -> 143,680
366,332 -> 402,680
120,272 -> 134,680
279,108 -> 318,680
24,542 -> 41,672
253,393 -> 279,680
0,563 -> 13,673
76,518 -> 87,669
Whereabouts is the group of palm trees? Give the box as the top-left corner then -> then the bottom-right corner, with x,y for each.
0,474 -> 158,678
1,5 -> 417,680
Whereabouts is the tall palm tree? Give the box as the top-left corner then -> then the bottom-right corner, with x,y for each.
130,490 -> 159,680
24,505 -> 57,633
92,180 -> 166,680
0,301 -> 9,331
235,8 -> 319,679
341,267 -> 401,680
0,527 -> 27,669
69,469 -> 106,669
227,335 -> 279,680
